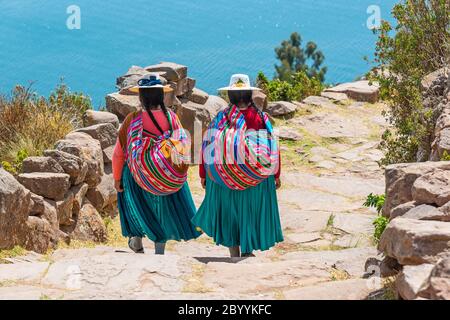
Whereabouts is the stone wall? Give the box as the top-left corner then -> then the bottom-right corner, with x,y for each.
427,68 -> 450,161
0,110 -> 120,253
374,68 -> 450,300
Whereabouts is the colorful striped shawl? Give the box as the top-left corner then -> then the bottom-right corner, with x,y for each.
126,110 -> 190,196
202,105 -> 279,190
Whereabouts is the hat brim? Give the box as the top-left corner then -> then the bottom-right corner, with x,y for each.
129,85 -> 174,93
218,86 -> 262,91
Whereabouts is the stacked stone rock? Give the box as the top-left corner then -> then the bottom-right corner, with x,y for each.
426,68 -> 450,161
0,110 -> 121,254
376,161 -> 450,300
372,68 -> 450,300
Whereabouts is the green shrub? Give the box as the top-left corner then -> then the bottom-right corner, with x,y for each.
373,215 -> 389,243
441,150 -> 450,161
256,70 -> 324,102
0,83 -> 92,174
364,193 -> 388,243
370,0 -> 450,165
364,193 -> 386,214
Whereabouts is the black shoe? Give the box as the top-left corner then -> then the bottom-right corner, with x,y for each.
128,237 -> 144,254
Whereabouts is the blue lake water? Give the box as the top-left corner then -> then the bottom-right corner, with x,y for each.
0,0 -> 397,107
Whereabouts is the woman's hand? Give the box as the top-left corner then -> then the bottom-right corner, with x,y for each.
114,180 -> 123,192
275,178 -> 282,190
201,178 -> 206,189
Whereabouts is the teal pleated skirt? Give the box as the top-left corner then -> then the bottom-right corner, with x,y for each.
118,165 -> 201,243
192,175 -> 284,253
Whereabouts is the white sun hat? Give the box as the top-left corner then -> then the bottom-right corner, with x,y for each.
218,74 -> 261,91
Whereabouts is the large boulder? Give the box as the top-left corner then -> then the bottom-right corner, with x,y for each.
67,202 -> 107,243
55,132 -> 104,188
116,65 -> 151,89
252,91 -> 268,110
145,62 -> 188,81
102,146 -> 114,164
421,67 -> 448,92
324,80 -> 380,103
173,77 -> 194,96
86,171 -> 117,218
46,183 -> 89,228
382,161 -> 450,217
105,93 -> 141,121
175,97 -> 227,163
411,169 -> 450,207
83,110 -> 119,129
434,107 -> 450,134
402,204 -> 450,222
43,150 -> 88,186
23,216 -> 58,254
71,183 -> 89,215
18,172 -> 70,201
379,218 -> 450,265
390,201 -> 417,220
22,157 -> 64,174
265,101 -> 297,117
75,123 -> 117,149
418,257 -> 450,300
29,193 -> 45,216
204,95 -> 228,116
277,127 -> 303,141
176,101 -> 208,162
41,199 -> 59,231
396,264 -> 435,300
0,168 -> 32,250
185,88 -> 209,105
431,127 -> 450,161
55,192 -> 75,226
302,96 -> 337,109
320,91 -> 349,102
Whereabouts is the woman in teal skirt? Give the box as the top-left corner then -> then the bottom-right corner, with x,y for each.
113,74 -> 200,254
193,74 -> 284,257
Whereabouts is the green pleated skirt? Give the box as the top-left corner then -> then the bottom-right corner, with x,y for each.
118,165 -> 201,243
192,175 -> 284,253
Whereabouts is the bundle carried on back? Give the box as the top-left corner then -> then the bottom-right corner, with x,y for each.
119,110 -> 190,196
202,104 -> 279,190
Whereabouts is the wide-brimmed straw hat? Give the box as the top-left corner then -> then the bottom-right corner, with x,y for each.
218,74 -> 261,91
130,73 -> 174,93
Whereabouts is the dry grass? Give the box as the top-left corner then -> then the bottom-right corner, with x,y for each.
329,267 -> 351,281
0,246 -> 28,263
56,217 -> 128,251
182,263 -> 212,294
0,84 -> 91,174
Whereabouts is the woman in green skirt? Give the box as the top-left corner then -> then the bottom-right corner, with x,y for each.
193,74 -> 284,257
113,74 -> 200,255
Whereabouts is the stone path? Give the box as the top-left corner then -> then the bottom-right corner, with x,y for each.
0,98 -> 390,300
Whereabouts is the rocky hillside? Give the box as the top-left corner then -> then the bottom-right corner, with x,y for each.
0,62 -> 448,300
367,68 -> 450,300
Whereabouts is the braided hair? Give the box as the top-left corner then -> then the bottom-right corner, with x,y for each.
139,87 -> 171,135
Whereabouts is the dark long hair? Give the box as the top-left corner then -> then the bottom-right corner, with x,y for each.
228,90 -> 266,129
228,90 -> 253,106
139,87 -> 170,134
